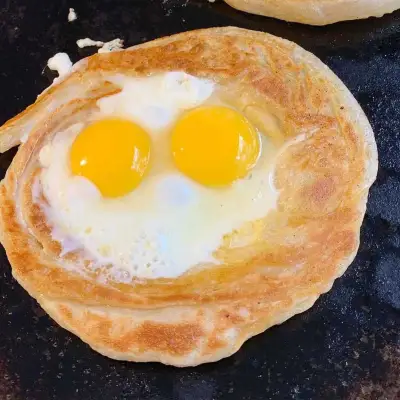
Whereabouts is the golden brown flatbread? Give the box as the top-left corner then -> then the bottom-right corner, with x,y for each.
0,27 -> 377,366
223,0 -> 400,25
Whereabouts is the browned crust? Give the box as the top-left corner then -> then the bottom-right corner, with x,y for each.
0,27 -> 377,366
39,293 -> 319,366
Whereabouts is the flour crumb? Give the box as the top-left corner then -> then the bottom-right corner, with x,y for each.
68,8 -> 77,22
76,37 -> 124,53
47,52 -> 73,78
77,38 -> 104,48
98,38 -> 124,53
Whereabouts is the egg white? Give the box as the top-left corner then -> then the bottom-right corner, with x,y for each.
38,72 -> 278,281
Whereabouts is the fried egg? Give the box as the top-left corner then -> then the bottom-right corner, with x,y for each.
38,72 -> 278,280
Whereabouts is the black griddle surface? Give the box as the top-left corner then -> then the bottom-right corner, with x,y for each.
0,1 -> 399,399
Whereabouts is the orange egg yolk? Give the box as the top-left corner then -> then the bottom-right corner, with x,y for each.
171,106 -> 261,187
69,118 -> 151,198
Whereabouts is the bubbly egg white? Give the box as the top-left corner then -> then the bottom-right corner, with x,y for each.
98,72 -> 215,130
38,72 -> 279,281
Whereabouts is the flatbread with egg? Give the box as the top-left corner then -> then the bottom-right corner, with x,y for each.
0,27 -> 377,366
223,0 -> 400,25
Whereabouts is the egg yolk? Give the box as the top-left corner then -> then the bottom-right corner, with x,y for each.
171,106 -> 260,186
69,118 -> 151,197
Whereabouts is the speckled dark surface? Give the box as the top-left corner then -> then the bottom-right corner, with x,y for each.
0,1 -> 399,399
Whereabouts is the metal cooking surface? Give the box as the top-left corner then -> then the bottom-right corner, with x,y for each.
0,1 -> 399,399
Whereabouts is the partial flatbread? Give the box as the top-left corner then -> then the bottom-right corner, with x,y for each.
223,0 -> 400,25
0,27 -> 377,366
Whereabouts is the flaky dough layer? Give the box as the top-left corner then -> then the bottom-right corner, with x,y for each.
0,27 -> 377,366
223,0 -> 400,25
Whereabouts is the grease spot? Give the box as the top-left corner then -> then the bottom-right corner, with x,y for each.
373,252 -> 400,310
173,376 -> 216,400
369,177 -> 400,224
